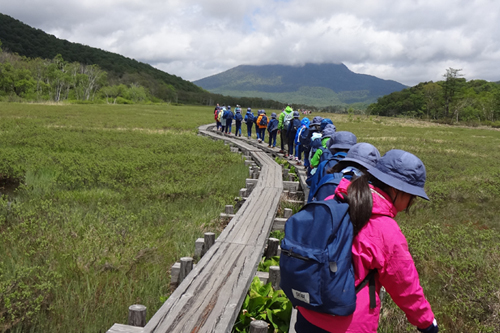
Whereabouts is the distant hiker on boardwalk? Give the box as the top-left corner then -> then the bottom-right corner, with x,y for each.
255,110 -> 262,141
294,117 -> 310,165
244,108 -> 254,139
267,112 -> 279,148
287,111 -> 302,159
224,106 -> 234,134
218,105 -> 226,132
234,107 -> 243,137
256,110 -> 268,143
278,104 -> 294,156
214,105 -> 221,131
302,116 -> 323,170
295,149 -> 439,333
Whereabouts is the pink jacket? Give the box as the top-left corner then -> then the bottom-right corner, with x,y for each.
299,178 -> 435,332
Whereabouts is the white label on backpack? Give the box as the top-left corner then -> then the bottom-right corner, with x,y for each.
292,289 -> 310,304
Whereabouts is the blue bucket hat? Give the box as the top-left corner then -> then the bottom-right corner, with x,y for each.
320,119 -> 334,132
293,111 -> 300,118
321,124 -> 337,139
329,131 -> 357,150
271,112 -> 277,118
342,142 -> 380,170
311,116 -> 323,126
367,149 -> 429,200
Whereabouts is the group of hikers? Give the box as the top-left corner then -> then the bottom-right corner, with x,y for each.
213,103 -> 439,333
213,104 -> 313,164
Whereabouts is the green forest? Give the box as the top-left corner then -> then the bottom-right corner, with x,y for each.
367,68 -> 500,126
0,39 -> 288,109
0,13 -> 293,109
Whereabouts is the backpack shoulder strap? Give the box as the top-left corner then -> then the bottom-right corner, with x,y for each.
355,269 -> 377,309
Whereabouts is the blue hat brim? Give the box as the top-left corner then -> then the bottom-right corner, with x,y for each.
342,157 -> 373,170
367,167 -> 430,200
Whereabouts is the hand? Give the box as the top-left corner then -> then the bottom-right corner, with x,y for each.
418,319 -> 438,333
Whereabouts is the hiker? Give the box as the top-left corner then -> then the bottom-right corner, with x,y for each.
218,105 -> 226,133
255,110 -> 262,141
267,112 -> 279,148
312,142 -> 380,202
244,108 -> 254,139
287,111 -> 302,159
214,104 -> 221,131
309,123 -> 336,174
278,104 -> 294,156
302,116 -> 323,169
307,131 -> 356,202
234,107 -> 243,137
294,117 -> 310,164
224,106 -> 234,134
296,149 -> 439,333
256,110 -> 268,143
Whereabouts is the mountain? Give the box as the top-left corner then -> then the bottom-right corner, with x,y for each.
0,13 -> 203,95
194,63 -> 407,107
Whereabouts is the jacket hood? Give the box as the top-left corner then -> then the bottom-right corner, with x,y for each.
301,118 -> 310,127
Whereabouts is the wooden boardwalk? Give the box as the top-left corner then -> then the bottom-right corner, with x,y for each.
108,124 -> 307,333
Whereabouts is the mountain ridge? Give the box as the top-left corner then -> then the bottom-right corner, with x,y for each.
194,63 -> 407,106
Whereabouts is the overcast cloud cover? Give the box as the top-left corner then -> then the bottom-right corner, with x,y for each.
2,0 -> 500,86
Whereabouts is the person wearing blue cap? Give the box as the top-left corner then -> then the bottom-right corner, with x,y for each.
301,116 -> 323,169
296,149 -> 438,333
307,131 -> 356,202
234,106 -> 243,137
287,111 -> 302,159
244,107 -> 255,139
294,117 -> 310,164
312,142 -> 380,202
267,112 -> 279,148
224,106 -> 234,134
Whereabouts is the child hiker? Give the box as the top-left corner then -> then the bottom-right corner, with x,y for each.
256,110 -> 268,143
244,107 -> 254,139
296,149 -> 439,333
267,112 -> 279,148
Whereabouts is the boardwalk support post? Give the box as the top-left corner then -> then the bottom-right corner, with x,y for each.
249,320 -> 268,333
266,238 -> 280,259
179,257 -> 193,284
128,304 -> 147,327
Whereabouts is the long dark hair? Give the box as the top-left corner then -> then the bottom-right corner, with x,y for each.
346,174 -> 373,235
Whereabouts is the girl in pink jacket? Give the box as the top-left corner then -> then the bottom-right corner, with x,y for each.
296,149 -> 439,333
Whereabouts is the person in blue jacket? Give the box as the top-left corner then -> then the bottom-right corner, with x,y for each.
267,112 -> 279,148
244,108 -> 255,139
224,106 -> 234,134
234,107 -> 243,137
294,117 -> 310,164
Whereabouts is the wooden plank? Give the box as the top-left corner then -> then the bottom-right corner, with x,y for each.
107,323 -> 144,333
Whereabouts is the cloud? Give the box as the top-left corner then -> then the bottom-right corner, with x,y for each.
2,0 -> 500,86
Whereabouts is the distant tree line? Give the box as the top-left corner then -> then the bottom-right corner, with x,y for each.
367,68 -> 500,125
0,41 -> 295,109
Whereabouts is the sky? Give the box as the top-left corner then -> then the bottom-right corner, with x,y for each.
2,0 -> 500,86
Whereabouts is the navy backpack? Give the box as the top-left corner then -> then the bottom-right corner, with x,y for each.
280,197 -> 376,315
310,172 -> 344,202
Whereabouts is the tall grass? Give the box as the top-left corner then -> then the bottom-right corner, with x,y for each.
0,103 -> 248,332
